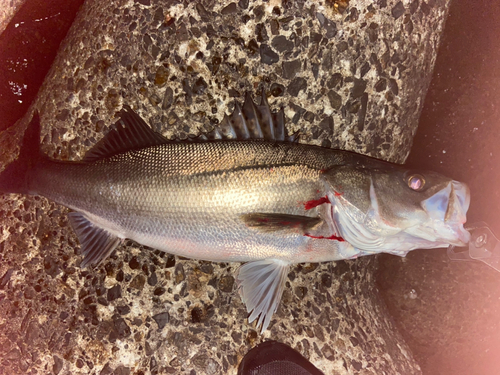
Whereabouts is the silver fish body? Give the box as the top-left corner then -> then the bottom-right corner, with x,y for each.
30,140 -> 356,264
0,95 -> 471,331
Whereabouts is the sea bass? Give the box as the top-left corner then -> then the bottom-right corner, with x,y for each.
0,93 -> 470,332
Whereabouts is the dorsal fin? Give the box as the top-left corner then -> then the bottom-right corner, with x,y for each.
83,105 -> 168,162
158,90 -> 299,143
204,89 -> 299,142
85,90 -> 298,162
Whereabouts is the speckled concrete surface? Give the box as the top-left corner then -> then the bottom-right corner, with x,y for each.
0,0 -> 451,374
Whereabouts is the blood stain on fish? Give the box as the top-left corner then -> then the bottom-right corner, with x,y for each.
304,234 -> 345,241
303,196 -> 330,210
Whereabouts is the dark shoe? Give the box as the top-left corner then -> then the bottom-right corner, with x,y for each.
238,340 -> 325,375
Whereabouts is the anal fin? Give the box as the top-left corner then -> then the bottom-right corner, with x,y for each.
68,212 -> 123,268
237,259 -> 290,333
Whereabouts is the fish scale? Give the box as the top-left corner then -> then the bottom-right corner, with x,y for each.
30,141 -> 337,262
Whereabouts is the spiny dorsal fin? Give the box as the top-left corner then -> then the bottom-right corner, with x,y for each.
85,90 -> 298,161
83,105 -> 168,162
206,89 -> 299,142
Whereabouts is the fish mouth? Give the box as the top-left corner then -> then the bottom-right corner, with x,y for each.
417,180 -> 471,247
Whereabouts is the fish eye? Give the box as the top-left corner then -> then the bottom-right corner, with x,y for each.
407,174 -> 425,191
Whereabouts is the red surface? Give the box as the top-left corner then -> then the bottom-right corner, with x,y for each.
0,0 -> 84,131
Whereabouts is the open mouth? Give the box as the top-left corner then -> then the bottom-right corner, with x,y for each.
419,180 -> 471,246
421,181 -> 470,225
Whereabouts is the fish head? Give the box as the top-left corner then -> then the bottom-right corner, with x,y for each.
321,163 -> 470,255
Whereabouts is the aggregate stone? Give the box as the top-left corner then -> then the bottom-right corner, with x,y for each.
259,43 -> 279,65
218,275 -> 235,293
271,35 -> 295,53
107,284 -> 122,301
288,77 -> 308,96
0,0 -> 451,373
282,59 -> 302,79
152,312 -> 170,330
392,1 -> 406,19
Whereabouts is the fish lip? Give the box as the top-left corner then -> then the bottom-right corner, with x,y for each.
452,180 -> 470,215
445,181 -> 471,246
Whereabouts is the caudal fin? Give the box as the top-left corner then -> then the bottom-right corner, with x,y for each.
0,112 -> 42,194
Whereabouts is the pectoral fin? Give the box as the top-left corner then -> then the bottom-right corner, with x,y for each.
241,213 -> 321,234
237,259 -> 290,333
68,212 -> 123,268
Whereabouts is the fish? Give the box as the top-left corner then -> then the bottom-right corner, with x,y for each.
0,92 -> 471,332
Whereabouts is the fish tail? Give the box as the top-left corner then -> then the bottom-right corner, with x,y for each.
0,112 -> 43,194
